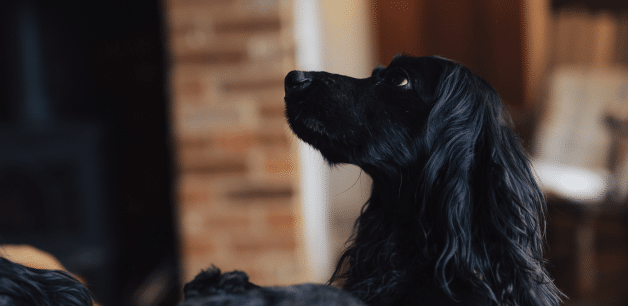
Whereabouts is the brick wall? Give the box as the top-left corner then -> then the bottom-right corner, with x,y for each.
163,0 -> 302,285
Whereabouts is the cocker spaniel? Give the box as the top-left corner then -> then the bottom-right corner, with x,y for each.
283,55 -> 562,306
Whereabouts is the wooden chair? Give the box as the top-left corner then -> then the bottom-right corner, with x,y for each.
533,67 -> 628,299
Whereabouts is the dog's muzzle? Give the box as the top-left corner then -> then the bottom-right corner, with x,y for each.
285,70 -> 312,94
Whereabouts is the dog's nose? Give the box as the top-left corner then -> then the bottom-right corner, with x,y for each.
285,70 -> 312,93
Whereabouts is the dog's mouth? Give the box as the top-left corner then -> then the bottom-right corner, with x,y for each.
284,96 -> 353,164
284,70 -> 368,163
284,101 -> 326,141
284,71 -> 330,142
299,117 -> 326,135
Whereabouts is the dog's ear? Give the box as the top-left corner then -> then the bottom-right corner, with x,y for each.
417,66 -> 485,297
472,83 -> 562,305
420,67 -> 561,305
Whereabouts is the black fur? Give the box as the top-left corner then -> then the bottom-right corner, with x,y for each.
284,55 -> 562,306
180,266 -> 366,306
0,257 -> 94,306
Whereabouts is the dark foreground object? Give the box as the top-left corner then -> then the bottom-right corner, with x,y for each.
0,257 -> 94,306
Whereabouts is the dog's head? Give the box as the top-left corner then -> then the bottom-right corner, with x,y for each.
285,55 -> 492,172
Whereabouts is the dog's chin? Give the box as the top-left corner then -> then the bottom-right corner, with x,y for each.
287,118 -> 353,164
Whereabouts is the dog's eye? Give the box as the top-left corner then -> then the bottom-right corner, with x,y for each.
385,72 -> 408,87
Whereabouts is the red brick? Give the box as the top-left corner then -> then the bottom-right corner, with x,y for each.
214,18 -> 282,34
222,80 -> 284,92
257,88 -> 289,104
216,61 -> 287,88
226,185 -> 293,201
257,132 -> 289,147
175,105 -> 247,134
175,51 -> 246,65
231,239 -> 296,253
178,148 -> 248,174
169,0 -> 232,7
263,152 -> 294,176
176,138 -> 212,151
215,134 -> 255,152
214,132 -> 289,152
259,103 -> 285,119
179,79 -> 204,100
267,212 -> 296,231
186,160 -> 248,174
204,216 -> 250,229
180,236 -> 214,257
179,188 -> 210,204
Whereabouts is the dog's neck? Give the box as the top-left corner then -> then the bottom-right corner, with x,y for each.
347,167 -> 492,306
361,165 -> 424,209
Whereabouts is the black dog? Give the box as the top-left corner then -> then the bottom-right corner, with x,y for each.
0,257 -> 94,306
180,266 -> 366,306
284,55 -> 562,306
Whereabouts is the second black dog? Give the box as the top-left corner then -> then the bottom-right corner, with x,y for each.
180,267 -> 366,306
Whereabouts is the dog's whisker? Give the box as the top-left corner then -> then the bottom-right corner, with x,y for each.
397,174 -> 402,201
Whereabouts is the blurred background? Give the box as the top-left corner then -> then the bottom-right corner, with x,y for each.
0,0 -> 627,305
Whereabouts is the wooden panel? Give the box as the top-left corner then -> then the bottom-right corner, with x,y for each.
373,1 -> 423,65
373,0 -> 525,109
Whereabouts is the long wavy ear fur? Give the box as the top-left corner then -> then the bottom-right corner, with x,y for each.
330,59 -> 561,306
329,59 -> 562,306
421,65 -> 562,306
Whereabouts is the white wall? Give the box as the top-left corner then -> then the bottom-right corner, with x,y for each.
291,0 -> 376,283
